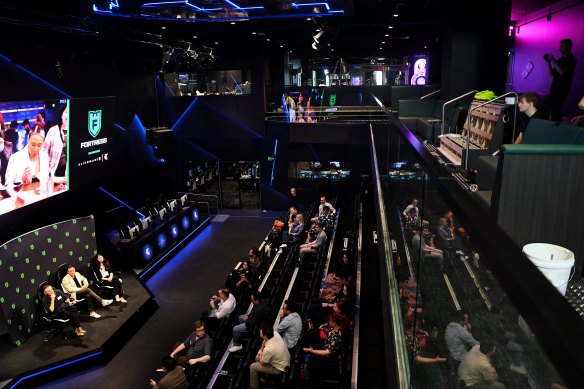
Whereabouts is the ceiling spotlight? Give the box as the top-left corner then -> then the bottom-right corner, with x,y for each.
393,13 -> 399,17
230,22 -> 235,25
280,45 -> 283,48
193,35 -> 198,39
252,32 -> 257,35
214,41 -> 219,45
385,34 -> 389,37
388,25 -> 394,29
161,26 -> 167,30
266,38 -> 270,41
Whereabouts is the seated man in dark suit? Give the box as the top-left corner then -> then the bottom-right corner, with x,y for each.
229,289 -> 269,352
41,283 -> 86,337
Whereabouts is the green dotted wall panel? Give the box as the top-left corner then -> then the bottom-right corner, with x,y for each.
0,215 -> 97,346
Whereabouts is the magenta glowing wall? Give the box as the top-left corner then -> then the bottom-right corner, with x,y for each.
510,2 -> 584,119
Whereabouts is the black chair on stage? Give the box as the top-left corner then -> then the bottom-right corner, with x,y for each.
56,263 -> 86,307
88,260 -> 116,299
37,281 -> 72,341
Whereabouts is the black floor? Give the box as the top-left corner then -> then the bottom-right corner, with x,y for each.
0,273 -> 152,384
1,209 -> 278,389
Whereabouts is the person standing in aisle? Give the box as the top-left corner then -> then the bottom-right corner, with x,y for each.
544,38 -> 577,121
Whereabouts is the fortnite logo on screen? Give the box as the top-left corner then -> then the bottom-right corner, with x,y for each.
81,110 -> 108,149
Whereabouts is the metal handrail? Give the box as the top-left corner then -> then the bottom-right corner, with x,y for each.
441,89 -> 478,135
420,89 -> 441,100
464,91 -> 518,169
369,123 -> 410,389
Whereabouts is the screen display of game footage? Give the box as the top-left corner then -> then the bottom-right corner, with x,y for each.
0,97 -> 115,217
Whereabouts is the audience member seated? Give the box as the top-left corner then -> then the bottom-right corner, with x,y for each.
287,206 -> 298,227
514,92 -> 547,144
201,287 -> 236,332
61,264 -> 113,319
310,195 -> 336,223
150,356 -> 188,389
405,320 -> 447,389
226,260 -> 254,297
41,283 -> 86,337
458,340 -> 506,389
312,205 -> 334,232
287,213 -> 305,243
249,323 -> 291,389
403,197 -> 422,229
248,247 -> 262,274
337,252 -> 356,282
570,95 -> 584,126
437,217 -> 461,264
319,272 -> 348,302
169,320 -> 212,384
91,253 -> 127,303
445,311 -> 480,367
276,300 -> 303,351
298,222 -> 327,266
302,312 -> 346,386
411,226 -> 444,272
229,290 -> 269,353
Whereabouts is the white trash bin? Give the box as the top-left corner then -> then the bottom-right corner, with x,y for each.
522,243 -> 575,296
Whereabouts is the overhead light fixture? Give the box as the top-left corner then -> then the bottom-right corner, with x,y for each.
388,25 -> 394,29
252,32 -> 257,35
313,29 -> 325,43
393,13 -> 399,17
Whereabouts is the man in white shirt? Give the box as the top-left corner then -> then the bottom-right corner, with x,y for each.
61,265 -> 112,319
202,287 -> 236,331
311,196 -> 335,222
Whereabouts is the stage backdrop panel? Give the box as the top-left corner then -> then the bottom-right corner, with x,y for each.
0,215 -> 97,346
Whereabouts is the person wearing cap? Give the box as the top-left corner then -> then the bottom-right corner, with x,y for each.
298,222 -> 327,266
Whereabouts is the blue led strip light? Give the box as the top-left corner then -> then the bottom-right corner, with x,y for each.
292,2 -> 330,11
138,217 -> 210,279
8,351 -> 103,389
0,54 -> 72,98
98,187 -> 145,218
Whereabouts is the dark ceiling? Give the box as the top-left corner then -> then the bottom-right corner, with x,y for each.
0,0 -> 557,64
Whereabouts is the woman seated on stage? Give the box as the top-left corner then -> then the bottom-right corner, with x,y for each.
92,253 -> 127,303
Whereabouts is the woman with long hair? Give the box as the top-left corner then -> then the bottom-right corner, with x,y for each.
92,253 -> 127,303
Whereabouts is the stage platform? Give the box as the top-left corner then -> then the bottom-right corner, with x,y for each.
0,271 -> 156,388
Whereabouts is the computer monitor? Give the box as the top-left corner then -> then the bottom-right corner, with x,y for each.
169,199 -> 178,212
330,161 -> 341,169
180,194 -> 188,207
159,207 -> 167,221
141,216 -> 151,231
312,161 -> 322,169
129,225 -> 140,240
